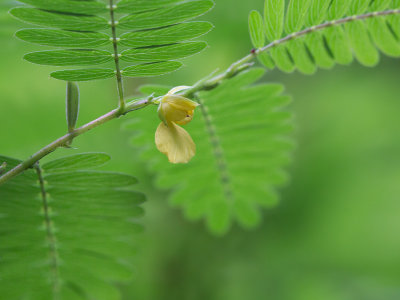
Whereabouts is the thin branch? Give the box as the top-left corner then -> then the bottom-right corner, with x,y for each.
0,8 -> 399,186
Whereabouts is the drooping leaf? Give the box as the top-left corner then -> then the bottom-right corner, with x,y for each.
128,68 -> 294,234
0,153 -> 144,299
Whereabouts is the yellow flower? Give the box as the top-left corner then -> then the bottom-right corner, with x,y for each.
155,86 -> 199,163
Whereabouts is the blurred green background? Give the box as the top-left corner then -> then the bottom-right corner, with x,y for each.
1,0 -> 400,299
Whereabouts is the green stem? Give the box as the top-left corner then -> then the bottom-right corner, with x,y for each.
109,0 -> 125,113
0,8 -> 399,186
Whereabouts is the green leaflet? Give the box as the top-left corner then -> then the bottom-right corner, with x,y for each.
269,46 -> 295,72
119,0 -> 214,30
0,153 -> 144,299
249,10 -> 265,48
324,26 -> 353,65
264,0 -> 285,41
304,32 -> 334,69
116,0 -> 181,13
51,69 -> 115,81
286,39 -> 316,74
257,52 -> 275,69
122,61 -> 182,77
328,0 -> 352,19
370,0 -> 392,11
128,68 -> 294,234
120,42 -> 207,63
345,20 -> 379,66
16,29 -> 111,48
24,50 -> 113,66
349,0 -> 370,15
367,17 -> 400,57
42,153 -> 111,172
305,0 -> 330,26
16,0 -> 107,15
46,171 -> 138,187
10,8 -> 108,31
285,0 -> 312,33
119,22 -> 213,47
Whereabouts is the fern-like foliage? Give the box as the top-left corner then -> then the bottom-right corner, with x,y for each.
10,0 -> 214,81
249,0 -> 400,74
126,68 -> 293,234
0,153 -> 144,300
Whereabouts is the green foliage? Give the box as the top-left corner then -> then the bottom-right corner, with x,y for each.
0,153 -> 144,300
127,68 -> 293,234
248,10 -> 265,48
251,0 -> 400,74
11,0 -> 214,81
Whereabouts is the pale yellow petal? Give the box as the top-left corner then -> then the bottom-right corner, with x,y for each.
155,122 -> 196,164
160,102 -> 189,123
163,95 -> 199,111
175,110 -> 194,125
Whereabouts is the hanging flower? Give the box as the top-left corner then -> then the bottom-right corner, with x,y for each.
155,86 -> 199,164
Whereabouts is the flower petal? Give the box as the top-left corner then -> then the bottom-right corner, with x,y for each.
155,122 -> 195,164
163,95 -> 199,111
